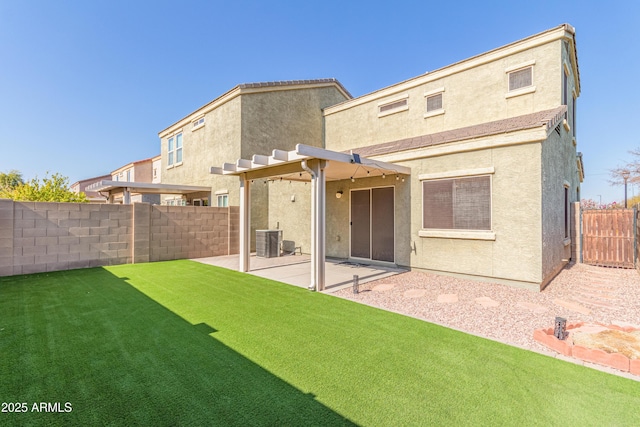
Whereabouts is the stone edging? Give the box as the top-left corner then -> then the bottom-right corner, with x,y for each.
533,322 -> 640,376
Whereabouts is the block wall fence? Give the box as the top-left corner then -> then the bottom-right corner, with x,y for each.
0,199 -> 239,277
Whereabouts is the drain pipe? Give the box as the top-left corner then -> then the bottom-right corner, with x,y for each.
301,160 -> 316,291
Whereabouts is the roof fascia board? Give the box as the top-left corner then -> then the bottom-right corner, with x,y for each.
370,127 -> 549,164
325,25 -> 572,116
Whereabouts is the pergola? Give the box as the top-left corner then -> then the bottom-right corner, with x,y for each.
86,181 -> 211,204
210,143 -> 410,291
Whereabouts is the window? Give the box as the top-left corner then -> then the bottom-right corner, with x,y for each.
508,67 -> 532,91
378,94 -> 409,117
168,133 -> 183,166
379,99 -> 407,113
126,170 -> 131,182
422,176 -> 491,230
217,194 -> 228,207
426,93 -> 442,112
564,186 -> 569,239
192,117 -> 205,129
153,168 -> 157,178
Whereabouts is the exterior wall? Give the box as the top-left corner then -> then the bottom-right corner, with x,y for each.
267,180 -> 311,254
540,129 -> 580,286
152,157 -> 161,183
323,143 -> 543,288
0,199 -> 239,277
324,41 -> 563,152
160,85 -> 348,248
133,161 -> 153,184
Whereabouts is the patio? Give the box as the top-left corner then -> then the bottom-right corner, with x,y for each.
193,253 -> 406,292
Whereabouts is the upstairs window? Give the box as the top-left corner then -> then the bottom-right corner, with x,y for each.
168,133 -> 183,167
192,117 -> 205,129
379,99 -> 407,113
426,93 -> 443,112
508,67 -> 533,91
422,176 -> 491,231
378,94 -> 409,117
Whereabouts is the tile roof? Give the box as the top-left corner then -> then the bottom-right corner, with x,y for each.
349,106 -> 567,157
238,79 -> 352,98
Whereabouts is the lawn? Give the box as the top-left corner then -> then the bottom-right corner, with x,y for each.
1,260 -> 638,426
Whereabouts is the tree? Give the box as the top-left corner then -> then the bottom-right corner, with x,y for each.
0,169 -> 24,189
609,148 -> 640,186
0,172 -> 87,203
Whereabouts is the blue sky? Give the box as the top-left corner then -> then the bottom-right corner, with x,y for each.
1,0 -> 638,203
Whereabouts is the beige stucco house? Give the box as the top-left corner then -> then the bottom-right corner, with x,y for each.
157,79 -> 351,244
70,174 -> 112,203
153,24 -> 582,291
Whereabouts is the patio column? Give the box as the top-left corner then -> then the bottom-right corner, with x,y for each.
307,159 -> 326,291
239,175 -> 250,272
124,188 -> 131,205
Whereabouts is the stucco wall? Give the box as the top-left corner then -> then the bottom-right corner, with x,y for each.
400,143 -> 543,287
540,128 -> 580,284
324,40 -> 562,153
160,85 -> 349,248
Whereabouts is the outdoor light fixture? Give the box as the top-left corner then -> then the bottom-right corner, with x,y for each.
382,173 -> 386,179
336,191 -> 343,199
396,175 -> 399,181
351,176 -> 355,182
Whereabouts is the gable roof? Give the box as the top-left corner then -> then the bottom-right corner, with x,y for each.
349,106 -> 567,157
159,78 -> 351,138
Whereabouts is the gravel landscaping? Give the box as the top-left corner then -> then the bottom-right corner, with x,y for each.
334,262 -> 640,362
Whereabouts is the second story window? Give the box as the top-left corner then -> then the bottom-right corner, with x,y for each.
426,93 -> 442,112
508,67 -> 533,91
378,94 -> 409,117
168,133 -> 183,167
423,87 -> 445,118
192,117 -> 205,130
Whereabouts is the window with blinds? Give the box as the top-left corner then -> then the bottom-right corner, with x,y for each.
508,67 -> 532,91
422,176 -> 491,230
379,99 -> 408,113
426,93 -> 443,112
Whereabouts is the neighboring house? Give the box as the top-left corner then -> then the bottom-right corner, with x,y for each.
152,154 -> 161,184
70,174 -> 111,203
210,24 -> 583,291
109,157 -> 161,204
157,79 -> 351,242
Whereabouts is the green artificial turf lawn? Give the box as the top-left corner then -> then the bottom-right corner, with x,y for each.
1,260 -> 639,426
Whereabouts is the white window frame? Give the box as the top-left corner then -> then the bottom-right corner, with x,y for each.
377,94 -> 409,117
418,167 -> 495,240
423,87 -> 445,118
505,61 -> 536,98
192,116 -> 205,130
563,181 -> 571,245
167,132 -> 183,168
217,194 -> 229,208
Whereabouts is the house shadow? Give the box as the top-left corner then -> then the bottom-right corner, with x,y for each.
0,268 -> 356,426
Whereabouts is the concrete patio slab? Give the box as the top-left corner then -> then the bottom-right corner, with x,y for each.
193,254 -> 406,292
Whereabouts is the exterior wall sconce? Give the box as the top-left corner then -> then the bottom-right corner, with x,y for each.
336,191 -> 343,199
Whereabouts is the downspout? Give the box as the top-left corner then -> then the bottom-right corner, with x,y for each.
301,160 -> 316,291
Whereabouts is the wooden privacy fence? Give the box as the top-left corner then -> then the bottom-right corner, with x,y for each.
582,208 -> 636,268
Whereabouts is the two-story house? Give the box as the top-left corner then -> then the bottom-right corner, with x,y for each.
157,79 -> 351,244
109,156 -> 161,204
211,24 -> 583,291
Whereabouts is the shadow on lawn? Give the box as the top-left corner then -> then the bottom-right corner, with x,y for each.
0,268 -> 355,426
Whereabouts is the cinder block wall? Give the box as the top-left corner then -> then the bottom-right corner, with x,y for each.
0,199 -> 239,277
147,205 -> 233,262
